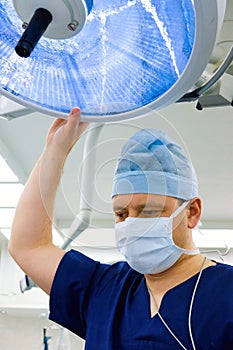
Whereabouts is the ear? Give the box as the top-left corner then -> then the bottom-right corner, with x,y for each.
187,197 -> 202,229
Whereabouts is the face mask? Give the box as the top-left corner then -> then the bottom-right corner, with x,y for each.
115,201 -> 199,274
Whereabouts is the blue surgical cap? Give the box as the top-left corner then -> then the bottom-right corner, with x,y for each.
112,129 -> 198,200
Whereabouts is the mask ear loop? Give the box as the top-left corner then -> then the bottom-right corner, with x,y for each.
170,201 -> 200,255
170,201 -> 190,219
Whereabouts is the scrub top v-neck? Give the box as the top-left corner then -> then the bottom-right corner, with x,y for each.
49,250 -> 233,350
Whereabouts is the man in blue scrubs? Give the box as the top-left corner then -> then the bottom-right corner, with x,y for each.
9,108 -> 233,349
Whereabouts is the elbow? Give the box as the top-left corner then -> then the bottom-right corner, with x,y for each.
8,242 -> 18,268
8,225 -> 27,265
8,220 -> 20,260
8,236 -> 19,263
8,241 -> 13,257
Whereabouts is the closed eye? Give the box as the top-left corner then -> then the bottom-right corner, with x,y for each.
114,211 -> 128,222
139,210 -> 163,218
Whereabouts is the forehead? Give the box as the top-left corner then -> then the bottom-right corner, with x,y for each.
112,193 -> 177,210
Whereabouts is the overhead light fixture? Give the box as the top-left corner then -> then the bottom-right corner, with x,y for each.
0,0 -> 228,122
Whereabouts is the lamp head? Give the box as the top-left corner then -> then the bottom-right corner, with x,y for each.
0,0 -> 227,122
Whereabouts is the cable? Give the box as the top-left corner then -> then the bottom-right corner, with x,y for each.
147,257 -> 207,350
188,257 -> 207,350
157,312 -> 188,350
147,285 -> 188,350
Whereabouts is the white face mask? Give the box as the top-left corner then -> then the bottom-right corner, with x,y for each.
115,201 -> 199,274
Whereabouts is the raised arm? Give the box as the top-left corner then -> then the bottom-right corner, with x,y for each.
8,108 -> 88,295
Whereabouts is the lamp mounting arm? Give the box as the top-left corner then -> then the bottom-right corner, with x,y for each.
177,45 -> 233,104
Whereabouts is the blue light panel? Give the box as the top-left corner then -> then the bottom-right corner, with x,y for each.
0,0 -> 195,117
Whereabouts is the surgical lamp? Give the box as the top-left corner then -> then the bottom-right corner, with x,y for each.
0,0 -> 230,122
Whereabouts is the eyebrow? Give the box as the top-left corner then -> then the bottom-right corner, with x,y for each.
113,203 -> 165,211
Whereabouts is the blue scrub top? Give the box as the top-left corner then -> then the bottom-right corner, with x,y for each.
49,250 -> 233,349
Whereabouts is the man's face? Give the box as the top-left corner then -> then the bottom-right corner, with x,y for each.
113,193 -> 180,223
113,193 -> 190,249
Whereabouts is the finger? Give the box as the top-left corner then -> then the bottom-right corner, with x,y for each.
69,107 -> 81,122
76,121 -> 89,138
70,107 -> 80,116
67,108 -> 89,135
46,118 -> 67,143
64,108 -> 80,131
50,118 -> 67,131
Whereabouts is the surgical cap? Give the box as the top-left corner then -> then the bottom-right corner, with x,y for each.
112,129 -> 198,200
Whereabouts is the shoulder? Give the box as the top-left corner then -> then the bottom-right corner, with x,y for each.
54,249 -> 141,286
212,261 -> 233,274
204,262 -> 233,287
50,249 -> 142,312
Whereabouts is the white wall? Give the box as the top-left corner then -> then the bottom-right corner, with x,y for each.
0,310 -> 85,350
0,238 -> 84,350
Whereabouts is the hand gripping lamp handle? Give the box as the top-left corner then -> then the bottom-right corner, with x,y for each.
15,8 -> 53,58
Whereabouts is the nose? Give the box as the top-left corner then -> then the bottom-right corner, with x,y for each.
128,209 -> 139,218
